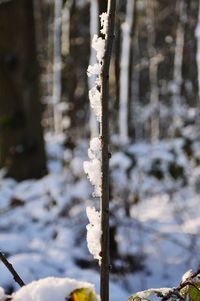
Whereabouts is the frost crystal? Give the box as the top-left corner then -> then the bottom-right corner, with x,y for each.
84,10 -> 107,262
87,63 -> 101,77
86,206 -> 102,262
92,34 -> 105,62
181,269 -> 193,282
89,87 -> 102,122
83,137 -> 101,197
88,137 -> 101,160
100,12 -> 108,35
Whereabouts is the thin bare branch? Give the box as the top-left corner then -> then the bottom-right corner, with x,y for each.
161,267 -> 200,301
0,251 -> 25,287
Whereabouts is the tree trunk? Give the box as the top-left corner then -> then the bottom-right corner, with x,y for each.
0,0 -> 46,180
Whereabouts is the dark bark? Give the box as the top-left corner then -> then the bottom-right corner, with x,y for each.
0,251 -> 25,288
100,1 -> 116,301
0,0 -> 46,180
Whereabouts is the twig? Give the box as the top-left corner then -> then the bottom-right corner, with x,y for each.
100,1 -> 116,301
161,267 -> 200,301
0,251 -> 25,287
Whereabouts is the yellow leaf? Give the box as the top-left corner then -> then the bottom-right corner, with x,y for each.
70,288 -> 97,301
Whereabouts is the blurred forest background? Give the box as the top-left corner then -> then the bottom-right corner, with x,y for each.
1,0 -> 199,179
1,0 -> 200,299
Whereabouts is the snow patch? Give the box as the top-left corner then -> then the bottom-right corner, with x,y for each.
12,277 -> 96,301
86,207 -> 102,262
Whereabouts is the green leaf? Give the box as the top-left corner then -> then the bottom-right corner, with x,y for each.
189,282 -> 200,301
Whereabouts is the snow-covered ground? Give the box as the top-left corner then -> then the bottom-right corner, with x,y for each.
0,131 -> 200,301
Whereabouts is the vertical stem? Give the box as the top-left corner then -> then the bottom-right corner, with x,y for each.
100,1 -> 116,301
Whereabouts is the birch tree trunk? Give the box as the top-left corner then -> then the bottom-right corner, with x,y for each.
172,0 -> 186,129
195,0 -> 200,104
147,1 -> 160,143
119,0 -> 135,144
52,0 -> 62,134
131,29 -> 142,142
89,0 -> 99,138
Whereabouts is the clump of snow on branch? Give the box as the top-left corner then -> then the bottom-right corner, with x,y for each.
83,137 -> 101,197
86,207 -> 102,262
84,11 -> 108,263
87,13 -> 108,122
181,269 -> 193,282
87,63 -> 101,77
129,287 -> 173,301
12,277 -> 97,301
100,13 -> 108,35
92,35 -> 106,63
89,87 -> 101,122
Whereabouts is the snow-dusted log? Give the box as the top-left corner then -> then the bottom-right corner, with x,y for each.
119,0 -> 135,143
88,0 -> 99,137
52,0 -> 62,134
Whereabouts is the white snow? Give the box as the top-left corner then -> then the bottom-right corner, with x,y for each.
88,87 -> 102,122
181,269 -> 192,282
100,12 -> 108,35
12,277 -> 97,301
92,35 -> 105,62
1,111 -> 200,301
83,137 -> 101,197
87,63 -> 101,77
86,207 -> 102,262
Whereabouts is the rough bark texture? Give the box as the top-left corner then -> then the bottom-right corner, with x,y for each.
0,0 -> 46,180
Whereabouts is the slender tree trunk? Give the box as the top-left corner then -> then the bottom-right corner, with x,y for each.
196,0 -> 200,104
89,0 -> 99,138
119,0 -> 135,144
0,0 -> 46,180
172,0 -> 186,129
147,1 -> 160,143
100,1 -> 116,301
131,29 -> 142,142
52,0 -> 62,134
